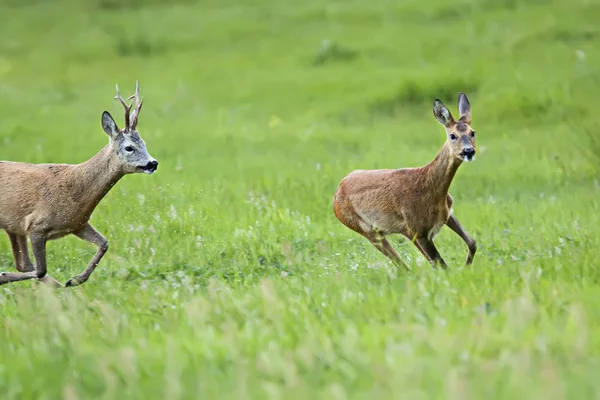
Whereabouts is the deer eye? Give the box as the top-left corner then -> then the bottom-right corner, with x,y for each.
124,146 -> 134,152
449,134 -> 457,141
471,131 -> 476,138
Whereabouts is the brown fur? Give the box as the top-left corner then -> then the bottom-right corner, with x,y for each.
332,93 -> 477,270
0,151 -> 121,238
0,81 -> 158,287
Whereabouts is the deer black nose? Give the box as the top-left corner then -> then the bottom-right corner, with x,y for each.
461,147 -> 475,158
145,160 -> 158,171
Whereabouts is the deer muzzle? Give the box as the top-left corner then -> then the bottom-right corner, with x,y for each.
461,147 -> 475,161
141,160 -> 159,174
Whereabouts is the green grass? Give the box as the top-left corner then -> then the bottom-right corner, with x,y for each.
0,0 -> 599,398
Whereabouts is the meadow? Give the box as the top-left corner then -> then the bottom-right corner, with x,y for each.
0,0 -> 599,398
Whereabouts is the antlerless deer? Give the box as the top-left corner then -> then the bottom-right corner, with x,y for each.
333,93 -> 477,270
0,81 -> 158,287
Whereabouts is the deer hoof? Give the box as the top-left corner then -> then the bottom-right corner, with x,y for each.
66,276 -> 83,287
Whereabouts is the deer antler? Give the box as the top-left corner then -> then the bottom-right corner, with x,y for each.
114,84 -> 132,131
127,80 -> 143,130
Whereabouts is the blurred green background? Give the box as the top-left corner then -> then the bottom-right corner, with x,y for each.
0,0 -> 599,398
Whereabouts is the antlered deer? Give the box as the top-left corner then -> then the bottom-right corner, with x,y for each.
0,81 -> 158,287
333,92 -> 477,270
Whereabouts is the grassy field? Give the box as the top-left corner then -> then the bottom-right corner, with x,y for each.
0,0 -> 599,398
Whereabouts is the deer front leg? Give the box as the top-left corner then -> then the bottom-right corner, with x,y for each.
412,239 -> 434,265
415,238 -> 448,269
446,214 -> 477,265
66,223 -> 108,287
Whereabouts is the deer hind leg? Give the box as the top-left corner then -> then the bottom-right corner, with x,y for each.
0,233 -> 55,286
334,203 -> 410,271
66,223 -> 108,287
0,270 -> 39,285
7,232 -> 33,272
367,232 -> 411,272
5,232 -> 62,288
415,238 -> 448,269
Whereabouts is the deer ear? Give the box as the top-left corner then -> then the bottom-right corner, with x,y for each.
457,92 -> 471,124
433,99 -> 454,127
102,111 -> 120,139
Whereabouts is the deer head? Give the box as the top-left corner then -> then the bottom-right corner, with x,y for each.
432,92 -> 476,162
101,81 -> 158,174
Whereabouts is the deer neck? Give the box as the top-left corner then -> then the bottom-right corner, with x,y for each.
70,144 -> 124,210
422,143 -> 462,199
